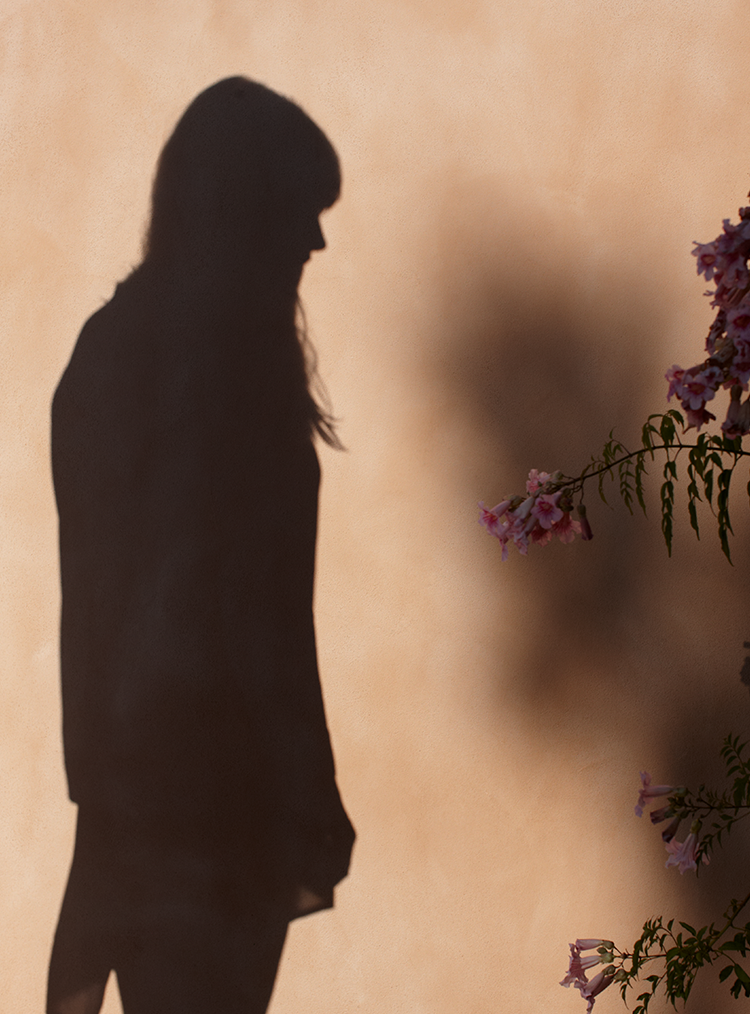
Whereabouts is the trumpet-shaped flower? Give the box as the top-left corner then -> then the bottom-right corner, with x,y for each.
559,943 -> 601,989
665,365 -> 686,402
531,493 -> 564,529
635,771 -> 674,817
552,510 -> 581,544
478,501 -> 510,537
664,831 -> 709,875
679,366 -> 723,410
578,969 -> 615,1013
727,300 -> 750,339
685,405 -> 716,431
693,241 -> 719,280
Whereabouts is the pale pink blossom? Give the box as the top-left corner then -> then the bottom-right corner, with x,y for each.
635,771 -> 674,817
531,492 -> 564,529
578,969 -> 615,1013
692,241 -> 720,280
575,939 -> 613,950
526,469 -> 550,493
481,472 -> 583,558
727,301 -> 750,342
552,510 -> 581,544
529,524 -> 554,547
700,215 -> 750,309
664,831 -> 708,875
684,405 -> 716,431
478,501 -> 511,536
560,943 -> 600,989
665,365 -> 686,402
679,366 -> 722,410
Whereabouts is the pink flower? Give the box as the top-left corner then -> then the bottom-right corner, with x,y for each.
679,366 -> 722,410
665,365 -> 685,402
552,510 -> 581,544
664,831 -> 709,874
529,524 -> 554,547
727,300 -> 750,343
478,500 -> 511,536
575,939 -> 613,950
635,771 -> 674,817
526,469 -> 550,493
531,492 -> 564,530
684,405 -> 716,431
578,970 -> 615,1013
692,241 -> 720,281
560,943 -> 601,989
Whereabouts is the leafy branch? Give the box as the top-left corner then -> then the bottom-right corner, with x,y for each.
553,411 -> 750,562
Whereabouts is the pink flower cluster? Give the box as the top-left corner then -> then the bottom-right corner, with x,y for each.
560,940 -> 615,1013
479,470 -> 591,559
668,200 -> 750,435
635,772 -> 708,874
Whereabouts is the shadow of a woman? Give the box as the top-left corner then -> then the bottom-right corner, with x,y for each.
47,77 -> 355,1014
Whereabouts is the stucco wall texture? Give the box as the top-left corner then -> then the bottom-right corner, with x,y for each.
3,2 -> 750,1011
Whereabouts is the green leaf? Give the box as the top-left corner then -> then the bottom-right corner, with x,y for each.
720,965 -> 734,982
688,497 -> 700,539
635,455 -> 648,515
704,468 -> 714,504
735,964 -> 750,986
660,415 -> 676,444
720,524 -> 733,564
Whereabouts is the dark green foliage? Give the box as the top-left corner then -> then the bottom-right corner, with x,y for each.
613,738 -> 750,1010
564,413 -> 750,562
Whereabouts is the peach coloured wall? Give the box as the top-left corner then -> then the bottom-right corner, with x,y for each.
3,2 -> 750,1012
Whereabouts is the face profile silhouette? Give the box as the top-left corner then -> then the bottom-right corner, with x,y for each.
47,77 -> 354,1014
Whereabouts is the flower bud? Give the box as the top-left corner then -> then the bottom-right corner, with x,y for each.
576,504 -> 594,541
